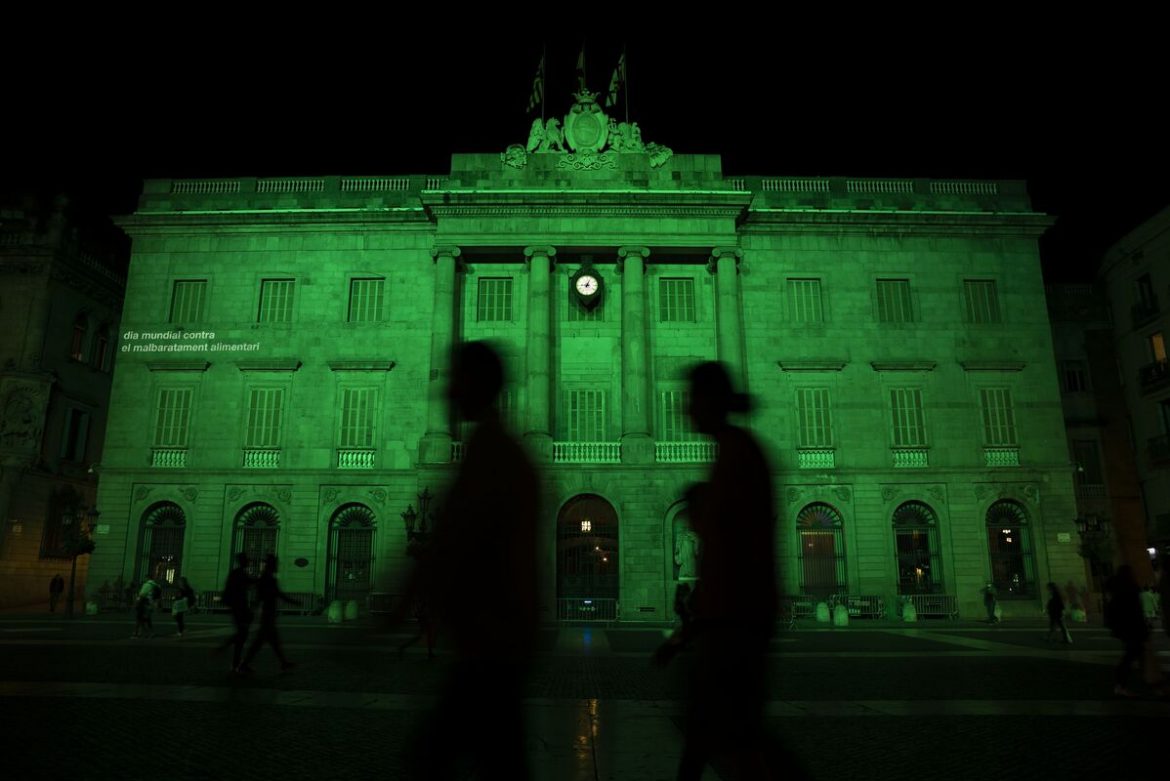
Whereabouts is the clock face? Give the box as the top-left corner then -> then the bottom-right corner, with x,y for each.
575,275 -> 599,296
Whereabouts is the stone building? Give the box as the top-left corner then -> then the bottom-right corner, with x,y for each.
86,90 -> 1081,621
0,195 -> 125,608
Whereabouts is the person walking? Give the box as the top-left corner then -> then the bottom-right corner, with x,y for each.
1105,565 -> 1150,697
49,574 -> 65,613
172,577 -> 197,638
982,582 -> 1000,624
132,573 -> 161,639
1045,582 -> 1072,644
1140,584 -> 1158,631
217,553 -> 256,671
237,554 -> 297,673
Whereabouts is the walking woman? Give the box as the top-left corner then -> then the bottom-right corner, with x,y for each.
1045,582 -> 1072,644
1105,565 -> 1149,697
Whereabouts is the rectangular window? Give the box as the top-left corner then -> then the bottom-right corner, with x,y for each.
564,390 -> 607,441
340,388 -> 376,448
348,278 -> 385,323
658,390 -> 698,441
1151,332 -> 1167,363
1137,273 -> 1156,308
659,278 -> 697,323
963,279 -> 1002,324
797,388 -> 832,447
890,388 -> 926,447
568,296 -> 603,322
979,388 -> 1017,445
258,279 -> 295,323
1072,439 -> 1103,485
170,280 -> 208,323
477,278 -> 514,322
154,389 -> 192,447
61,409 -> 90,461
1060,360 -> 1089,393
95,329 -> 111,371
876,279 -> 913,323
788,278 -> 824,323
246,388 -> 284,448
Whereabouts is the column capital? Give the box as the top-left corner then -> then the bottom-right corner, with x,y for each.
617,246 -> 651,261
522,246 -> 558,260
430,245 -> 462,262
707,246 -> 742,274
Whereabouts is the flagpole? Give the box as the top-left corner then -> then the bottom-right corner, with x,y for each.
542,43 -> 547,123
623,44 -> 629,124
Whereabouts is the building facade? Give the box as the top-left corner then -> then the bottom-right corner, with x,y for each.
87,92 -> 1081,621
1100,205 -> 1170,571
0,195 -> 125,608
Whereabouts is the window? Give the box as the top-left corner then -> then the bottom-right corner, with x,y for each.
246,388 -> 284,448
477,278 -> 514,322
963,279 -> 1001,324
979,388 -> 1016,446
1060,360 -> 1088,393
986,500 -> 1034,597
796,388 -> 832,447
568,294 -> 603,322
876,279 -> 914,323
258,279 -> 295,323
893,501 -> 941,594
564,390 -> 607,441
233,504 -> 279,579
94,326 -> 111,371
153,389 -> 192,448
348,278 -> 385,323
788,278 -> 823,323
1073,439 -> 1103,486
1151,332 -> 1167,363
889,388 -> 926,447
70,314 -> 88,361
796,503 -> 846,597
340,388 -> 376,448
1136,273 -> 1157,309
659,390 -> 698,441
61,408 -> 90,462
462,387 -> 519,440
170,280 -> 207,323
659,278 -> 696,322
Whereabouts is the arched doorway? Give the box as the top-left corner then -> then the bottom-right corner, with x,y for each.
326,503 -> 376,604
796,502 -> 846,598
986,500 -> 1034,597
557,494 -> 619,620
232,503 -> 280,577
893,501 -> 942,594
138,502 -> 186,597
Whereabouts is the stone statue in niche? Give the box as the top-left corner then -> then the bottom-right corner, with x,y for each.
673,516 -> 700,581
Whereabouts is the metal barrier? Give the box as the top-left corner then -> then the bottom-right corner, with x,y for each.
557,598 -> 618,621
366,593 -> 402,614
194,590 -> 321,615
830,594 -> 886,619
905,594 -> 959,619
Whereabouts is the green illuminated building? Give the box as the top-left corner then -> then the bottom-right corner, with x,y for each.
87,90 -> 1081,621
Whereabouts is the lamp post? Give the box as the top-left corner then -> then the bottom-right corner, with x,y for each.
63,506 -> 100,619
402,487 -> 435,558
1076,514 -> 1113,599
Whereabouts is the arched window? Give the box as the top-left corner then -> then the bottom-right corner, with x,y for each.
892,501 -> 941,594
986,500 -> 1034,596
796,502 -> 846,598
138,502 -> 186,589
70,313 -> 89,362
233,503 -> 280,577
94,324 -> 111,371
326,504 -> 376,604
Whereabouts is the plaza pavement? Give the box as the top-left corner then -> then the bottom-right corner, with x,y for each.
1,608 -> 1166,780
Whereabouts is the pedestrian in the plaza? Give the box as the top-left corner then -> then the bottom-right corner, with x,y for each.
396,590 -> 437,660
237,554 -> 297,673
1045,582 -> 1072,644
981,582 -> 1000,623
218,553 -> 256,671
172,576 -> 197,638
49,574 -> 65,612
398,341 -> 541,780
132,573 -> 162,639
653,361 -> 789,781
1160,554 -> 1170,639
1104,565 -> 1149,697
1140,584 -> 1158,631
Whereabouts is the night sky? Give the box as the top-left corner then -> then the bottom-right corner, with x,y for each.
6,26 -> 1165,282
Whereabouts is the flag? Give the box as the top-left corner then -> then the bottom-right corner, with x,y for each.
605,51 -> 625,108
527,52 -> 545,114
576,46 -> 586,89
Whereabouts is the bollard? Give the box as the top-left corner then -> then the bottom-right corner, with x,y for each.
327,600 -> 343,624
815,602 -> 831,623
902,601 -> 917,622
85,601 -> 99,616
344,600 -> 359,621
832,604 -> 849,627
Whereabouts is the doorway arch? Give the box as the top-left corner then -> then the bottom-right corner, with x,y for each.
556,494 -> 619,620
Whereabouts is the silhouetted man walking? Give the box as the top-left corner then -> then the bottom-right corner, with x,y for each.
219,553 -> 255,672
238,553 -> 297,673
49,574 -> 64,613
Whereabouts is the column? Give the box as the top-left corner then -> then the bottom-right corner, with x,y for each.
709,247 -> 745,389
419,245 -> 461,464
523,246 -> 555,462
618,246 -> 654,465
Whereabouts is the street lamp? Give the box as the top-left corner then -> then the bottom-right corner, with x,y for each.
63,506 -> 100,619
1075,515 -> 1114,595
402,487 -> 436,557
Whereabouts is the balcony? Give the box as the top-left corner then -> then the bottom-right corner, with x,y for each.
243,449 -> 281,469
891,448 -> 929,468
1139,360 -> 1170,394
1075,483 -> 1108,500
150,448 -> 187,468
983,447 -> 1020,467
552,442 -> 621,464
1150,434 -> 1170,467
451,442 -> 465,463
797,448 -> 836,469
1131,297 -> 1160,329
337,449 -> 376,469
655,441 -> 717,463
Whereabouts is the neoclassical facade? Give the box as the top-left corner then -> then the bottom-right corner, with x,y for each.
87,92 -> 1082,620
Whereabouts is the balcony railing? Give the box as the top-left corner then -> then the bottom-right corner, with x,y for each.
1150,434 -> 1170,467
984,447 -> 1020,467
451,442 -> 465,463
1131,298 -> 1160,329
552,442 -> 621,464
891,448 -> 929,468
1139,360 -> 1170,393
243,449 -> 281,468
655,441 -> 717,463
150,448 -> 187,468
797,448 -> 836,469
1075,483 -> 1107,500
337,449 -> 376,469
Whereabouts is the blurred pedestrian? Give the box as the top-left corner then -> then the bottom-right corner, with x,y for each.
1045,582 -> 1072,644
217,553 -> 256,671
981,582 -> 1000,624
1105,565 -> 1149,697
49,574 -> 64,613
172,576 -> 197,637
132,573 -> 161,639
237,554 -> 297,673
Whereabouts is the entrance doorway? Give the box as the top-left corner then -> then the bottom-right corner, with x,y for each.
556,494 -> 619,620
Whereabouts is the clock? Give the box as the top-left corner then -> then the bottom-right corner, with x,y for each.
570,261 -> 604,309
